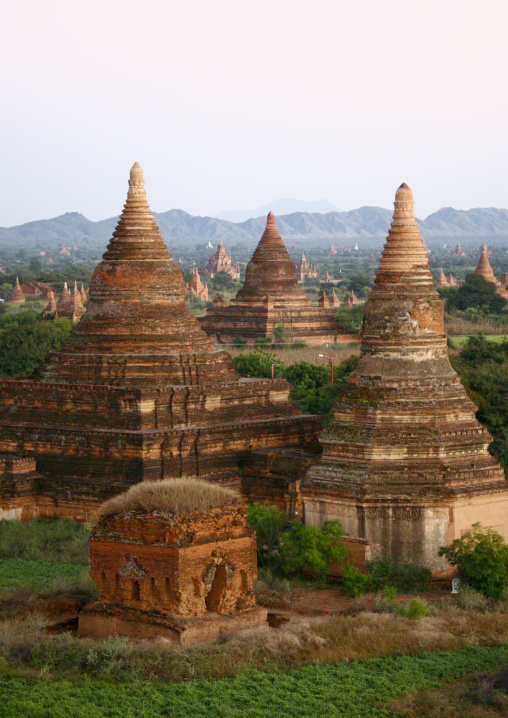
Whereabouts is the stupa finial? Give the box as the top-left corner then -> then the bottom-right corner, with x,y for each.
266,211 -> 276,230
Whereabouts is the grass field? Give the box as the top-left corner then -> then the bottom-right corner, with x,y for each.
226,343 -> 360,367
0,645 -> 507,718
447,335 -> 508,348
0,559 -> 87,593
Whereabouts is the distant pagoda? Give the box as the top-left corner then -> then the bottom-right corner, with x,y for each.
302,183 -> 508,573
296,252 -> 317,281
0,164 -> 321,520
474,244 -> 508,299
10,277 -> 25,304
200,212 -> 342,344
205,240 -> 240,280
436,268 -> 448,287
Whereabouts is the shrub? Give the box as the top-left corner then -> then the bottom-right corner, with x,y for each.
456,586 -> 489,612
279,520 -> 349,581
406,598 -> 429,619
366,556 -> 433,593
341,564 -> 369,597
232,350 -> 284,378
231,336 -> 247,346
335,304 -> 364,333
439,523 -> 508,599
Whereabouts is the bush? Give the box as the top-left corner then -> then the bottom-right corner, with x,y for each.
366,556 -> 433,593
232,350 -> 284,378
279,520 -> 349,581
231,336 -> 247,346
342,564 -> 369,597
439,523 -> 508,599
456,586 -> 489,612
406,598 -> 429,619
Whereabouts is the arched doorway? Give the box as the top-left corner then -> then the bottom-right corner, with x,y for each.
205,564 -> 227,612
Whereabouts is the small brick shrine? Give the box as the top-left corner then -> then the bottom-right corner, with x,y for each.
78,479 -> 266,645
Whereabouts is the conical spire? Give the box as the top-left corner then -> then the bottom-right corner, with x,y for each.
475,243 -> 498,285
40,163 -> 233,386
80,284 -> 87,303
11,277 -> 25,303
44,289 -> 57,314
372,183 -> 433,293
231,212 -> 311,308
437,268 -> 448,286
448,274 -> 456,287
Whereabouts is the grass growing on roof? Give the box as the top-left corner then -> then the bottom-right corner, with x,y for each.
97,478 -> 241,520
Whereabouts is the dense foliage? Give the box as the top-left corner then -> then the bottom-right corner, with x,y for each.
0,317 -> 74,377
452,336 -> 508,471
439,523 -> 508,599
335,304 -> 364,333
247,503 -> 365,587
232,351 -> 360,415
441,274 -> 507,314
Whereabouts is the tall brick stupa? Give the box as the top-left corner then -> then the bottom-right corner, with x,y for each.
199,212 -> 341,344
0,164 -> 321,520
302,183 -> 508,573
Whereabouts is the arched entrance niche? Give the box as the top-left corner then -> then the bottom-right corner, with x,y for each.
205,564 -> 227,612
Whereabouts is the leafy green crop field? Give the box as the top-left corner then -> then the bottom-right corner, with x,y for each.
1,645 -> 507,718
0,559 -> 87,592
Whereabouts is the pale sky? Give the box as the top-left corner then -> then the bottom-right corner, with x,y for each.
1,0 -> 508,226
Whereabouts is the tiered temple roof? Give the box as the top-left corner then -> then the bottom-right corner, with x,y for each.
205,240 -> 240,280
302,183 -> 508,572
296,252 -> 317,281
199,213 -> 341,344
0,164 -> 321,520
186,268 -> 208,301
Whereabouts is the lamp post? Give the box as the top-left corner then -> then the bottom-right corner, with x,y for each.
319,354 -> 334,383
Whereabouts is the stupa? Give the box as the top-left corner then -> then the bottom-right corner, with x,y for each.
436,268 -> 448,287
448,274 -> 456,287
186,268 -> 208,301
0,164 -> 321,520
302,183 -> 508,573
43,289 -> 57,317
10,278 -> 25,304
200,213 -> 341,344
296,252 -> 317,282
80,284 -> 87,303
475,244 -> 498,284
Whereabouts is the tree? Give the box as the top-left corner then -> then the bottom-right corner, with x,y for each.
451,274 -> 507,314
0,283 -> 13,301
210,272 -> 237,293
232,350 -> 284,378
439,523 -> 508,598
29,257 -> 42,274
246,503 -> 288,568
0,319 -> 74,377
273,323 -> 286,344
348,274 -> 373,298
335,304 -> 364,333
279,520 -> 349,581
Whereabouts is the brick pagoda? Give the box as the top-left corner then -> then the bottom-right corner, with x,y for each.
302,183 -> 508,573
475,244 -> 508,299
205,239 -> 240,280
186,268 -> 208,301
78,479 -> 265,645
200,212 -> 341,345
0,164 -> 321,520
10,277 -> 25,304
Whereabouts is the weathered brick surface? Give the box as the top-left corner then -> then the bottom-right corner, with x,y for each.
0,165 -> 322,519
79,499 -> 266,644
303,184 -> 508,572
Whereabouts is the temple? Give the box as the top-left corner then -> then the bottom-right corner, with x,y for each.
186,268 -> 209,301
79,479 -> 266,645
436,268 -> 448,287
54,281 -> 86,322
0,164 -> 321,521
452,242 -> 465,256
296,252 -> 317,281
302,183 -> 508,574
205,240 -> 240,280
199,212 -> 343,345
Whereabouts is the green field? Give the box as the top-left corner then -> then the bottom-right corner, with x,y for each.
0,558 -> 87,592
0,645 -> 507,718
448,334 -> 508,348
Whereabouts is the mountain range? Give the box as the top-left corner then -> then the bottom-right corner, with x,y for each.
2,206 -> 508,248
215,199 -> 339,222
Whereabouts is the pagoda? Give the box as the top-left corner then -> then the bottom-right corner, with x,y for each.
296,252 -> 317,282
186,268 -> 208,301
42,289 -> 57,317
205,240 -> 240,280
0,164 -> 321,521
474,244 -> 508,299
11,278 -> 25,304
436,268 -> 448,287
452,242 -> 465,256
302,183 -> 508,573
200,213 -> 341,344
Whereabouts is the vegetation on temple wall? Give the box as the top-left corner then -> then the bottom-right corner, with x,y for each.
439,523 -> 508,599
452,336 -> 508,471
